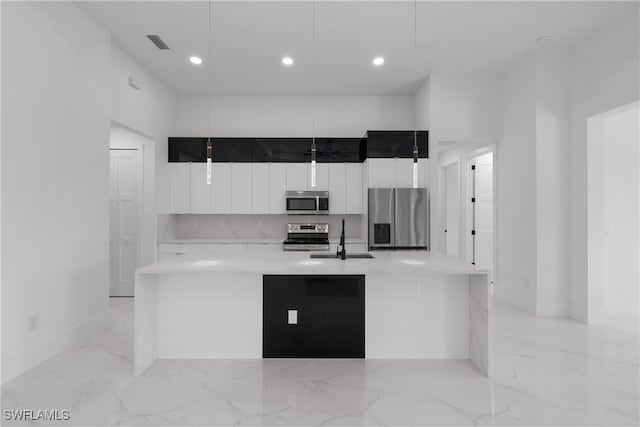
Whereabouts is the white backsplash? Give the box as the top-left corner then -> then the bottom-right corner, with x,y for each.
171,214 -> 363,240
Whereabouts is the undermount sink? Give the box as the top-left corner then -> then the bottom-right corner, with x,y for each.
310,253 -> 375,259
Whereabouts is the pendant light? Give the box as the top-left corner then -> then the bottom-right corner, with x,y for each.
310,0 -> 317,187
411,0 -> 419,189
206,0 -> 213,185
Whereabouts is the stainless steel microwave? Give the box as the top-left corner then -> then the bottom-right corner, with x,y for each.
285,191 -> 329,215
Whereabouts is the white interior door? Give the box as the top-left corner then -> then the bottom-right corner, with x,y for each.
444,162 -> 460,257
471,152 -> 494,281
109,149 -> 140,296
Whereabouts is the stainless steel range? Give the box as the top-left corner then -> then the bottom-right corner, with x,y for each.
283,223 -> 330,251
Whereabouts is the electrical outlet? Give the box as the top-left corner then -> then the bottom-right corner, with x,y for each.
524,279 -> 530,289
28,315 -> 39,331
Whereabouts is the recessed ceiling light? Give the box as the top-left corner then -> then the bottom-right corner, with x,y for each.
372,57 -> 385,66
536,35 -> 551,44
190,56 -> 202,65
282,57 -> 294,66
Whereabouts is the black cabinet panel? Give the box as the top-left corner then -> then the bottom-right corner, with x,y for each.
253,138 -> 313,162
263,275 -> 365,358
168,137 -> 207,162
366,130 -> 429,158
314,138 -> 367,163
169,137 -> 365,163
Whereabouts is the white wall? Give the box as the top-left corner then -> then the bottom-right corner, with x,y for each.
110,43 -> 177,215
535,49 -> 571,316
496,55 -> 538,314
175,95 -> 414,137
1,2 -> 111,383
429,74 -> 501,142
603,104 -> 639,317
570,11 -> 640,322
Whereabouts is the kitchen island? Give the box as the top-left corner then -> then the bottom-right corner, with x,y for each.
134,251 -> 491,377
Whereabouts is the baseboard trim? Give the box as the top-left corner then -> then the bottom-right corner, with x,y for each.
536,301 -> 570,317
2,309 -> 111,385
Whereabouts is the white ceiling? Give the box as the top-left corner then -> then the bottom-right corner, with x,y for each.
78,1 -> 636,95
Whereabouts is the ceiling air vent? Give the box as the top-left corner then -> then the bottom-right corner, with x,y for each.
146,35 -> 169,50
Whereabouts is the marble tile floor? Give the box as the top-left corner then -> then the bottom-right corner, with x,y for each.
1,297 -> 638,426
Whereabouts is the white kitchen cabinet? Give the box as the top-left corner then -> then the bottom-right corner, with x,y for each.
169,163 -> 190,213
328,163 -> 346,213
269,163 -> 287,213
308,163 -> 329,190
231,163 -> 252,213
251,163 -> 270,214
190,163 -> 212,213
211,163 -> 232,213
286,163 -> 308,191
367,159 -> 396,188
395,158 -> 427,188
368,158 -> 428,189
345,163 -> 363,213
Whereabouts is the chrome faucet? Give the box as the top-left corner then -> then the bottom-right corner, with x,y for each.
337,219 -> 346,260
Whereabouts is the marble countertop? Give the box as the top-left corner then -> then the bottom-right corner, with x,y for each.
158,238 -> 367,245
138,250 -> 488,276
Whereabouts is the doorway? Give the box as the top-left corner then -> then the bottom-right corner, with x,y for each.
587,101 -> 639,319
469,152 -> 494,283
109,148 -> 142,296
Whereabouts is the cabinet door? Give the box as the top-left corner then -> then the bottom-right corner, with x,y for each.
211,163 -> 232,213
269,163 -> 287,213
190,163 -> 212,213
418,158 -> 429,187
203,243 -> 247,253
231,163 -> 252,213
286,163 -> 308,191
169,163 -> 190,213
252,163 -> 270,214
308,163 -> 329,191
263,275 -> 365,358
395,158 -> 428,188
345,163 -> 363,213
328,163 -> 346,214
395,158 -> 414,188
367,159 -> 396,188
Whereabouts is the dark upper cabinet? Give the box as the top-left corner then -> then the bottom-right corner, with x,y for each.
212,138 -> 254,162
252,138 -> 313,162
314,138 -> 367,163
169,137 -> 366,163
168,137 -> 207,162
365,130 -> 429,159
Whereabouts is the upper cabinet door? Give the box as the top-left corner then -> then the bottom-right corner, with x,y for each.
395,158 -> 415,188
190,163 -> 212,213
286,163 -> 308,191
395,158 -> 428,188
328,163 -> 346,214
211,163 -> 232,213
309,162 -> 329,191
269,163 -> 287,214
367,159 -> 396,188
345,163 -> 363,213
169,163 -> 190,213
252,163 -> 270,214
231,163 -> 252,213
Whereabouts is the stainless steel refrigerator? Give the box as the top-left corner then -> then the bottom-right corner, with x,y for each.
368,188 -> 429,250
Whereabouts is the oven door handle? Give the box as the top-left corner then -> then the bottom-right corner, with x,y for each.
316,196 -> 320,214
